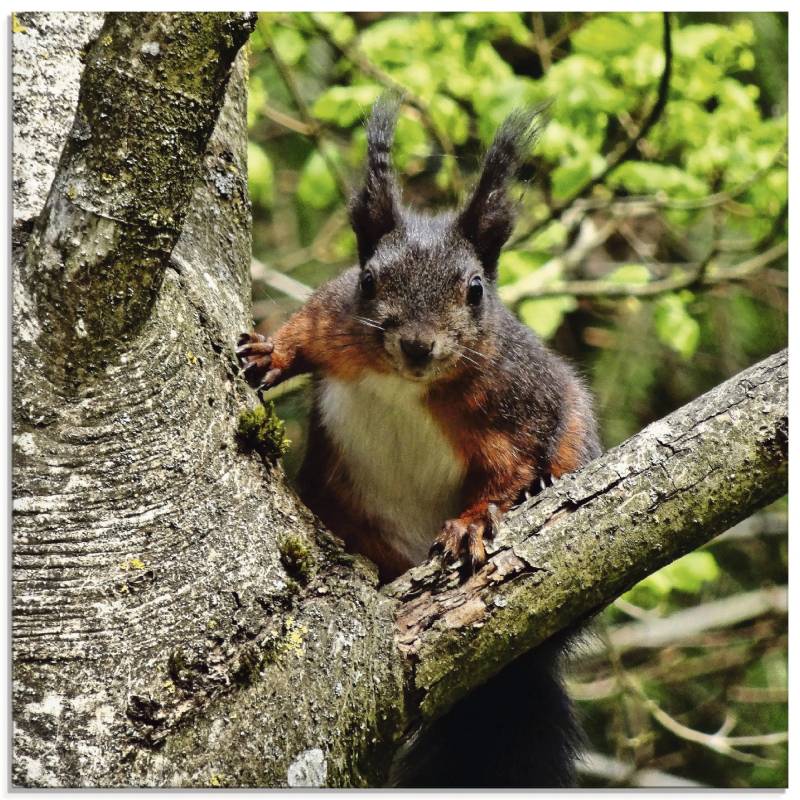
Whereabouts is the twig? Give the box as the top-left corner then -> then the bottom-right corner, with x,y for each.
531,13 -> 552,71
612,597 -> 660,622
729,686 -> 788,704
572,623 -> 786,697
550,13 -> 592,51
262,26 -> 350,202
627,679 -> 786,766
251,257 -> 314,303
307,13 -> 463,195
501,240 -> 787,303
498,216 -> 618,305
714,511 -> 787,542
576,749 -> 706,787
580,585 -> 788,659
518,12 -> 673,241
261,104 -> 314,136
596,620 -> 786,768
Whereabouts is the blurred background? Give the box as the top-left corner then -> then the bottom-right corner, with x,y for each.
246,11 -> 787,787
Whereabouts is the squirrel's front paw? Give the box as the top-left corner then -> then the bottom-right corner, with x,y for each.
430,512 -> 493,574
236,332 -> 283,389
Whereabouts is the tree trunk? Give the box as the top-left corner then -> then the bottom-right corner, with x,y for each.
12,12 -> 787,788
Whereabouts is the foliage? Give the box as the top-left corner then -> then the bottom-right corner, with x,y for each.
247,11 -> 787,788
236,401 -> 290,463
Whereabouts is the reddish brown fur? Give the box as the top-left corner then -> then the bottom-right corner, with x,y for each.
267,300 -> 391,382
548,393 -> 587,478
549,412 -> 585,477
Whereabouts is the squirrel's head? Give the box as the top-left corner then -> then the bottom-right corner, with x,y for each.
348,96 -> 542,382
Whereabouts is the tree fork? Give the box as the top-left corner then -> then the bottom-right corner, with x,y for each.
12,12 -> 787,788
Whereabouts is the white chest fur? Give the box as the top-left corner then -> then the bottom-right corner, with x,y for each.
318,373 -> 466,565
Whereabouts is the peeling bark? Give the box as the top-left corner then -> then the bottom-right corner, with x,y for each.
12,12 -> 787,788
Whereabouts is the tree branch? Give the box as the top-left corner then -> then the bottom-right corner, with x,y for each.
500,240 -> 788,304
20,12 -> 256,380
387,348 -> 786,724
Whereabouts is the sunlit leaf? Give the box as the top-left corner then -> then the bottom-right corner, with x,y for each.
653,293 -> 701,359
312,85 -> 382,127
518,295 -> 577,339
248,142 -> 274,210
297,150 -> 338,210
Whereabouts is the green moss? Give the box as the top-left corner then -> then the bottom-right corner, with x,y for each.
279,533 -> 315,584
283,577 -> 301,597
231,642 -> 262,686
120,556 -> 146,571
236,401 -> 289,463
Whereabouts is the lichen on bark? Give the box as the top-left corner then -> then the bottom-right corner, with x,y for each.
21,12 -> 257,384
11,11 -> 788,789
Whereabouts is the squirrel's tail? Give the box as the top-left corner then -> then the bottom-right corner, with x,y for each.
394,634 -> 583,788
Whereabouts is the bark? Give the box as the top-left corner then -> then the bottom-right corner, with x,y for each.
12,12 -> 787,788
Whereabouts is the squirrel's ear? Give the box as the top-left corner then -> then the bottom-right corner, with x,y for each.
349,95 -> 402,267
456,108 -> 543,278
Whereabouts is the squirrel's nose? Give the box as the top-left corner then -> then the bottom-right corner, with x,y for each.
400,337 -> 434,367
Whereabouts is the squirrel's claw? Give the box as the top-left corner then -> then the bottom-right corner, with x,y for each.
431,515 -> 490,574
530,473 -> 555,496
237,332 -> 279,389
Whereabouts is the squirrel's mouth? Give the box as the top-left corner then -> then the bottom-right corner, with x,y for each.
392,353 -> 459,384
383,332 -> 457,382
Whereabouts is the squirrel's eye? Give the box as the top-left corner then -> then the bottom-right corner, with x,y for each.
466,275 -> 483,306
360,269 -> 376,297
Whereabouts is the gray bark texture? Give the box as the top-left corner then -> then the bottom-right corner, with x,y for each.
12,12 -> 788,788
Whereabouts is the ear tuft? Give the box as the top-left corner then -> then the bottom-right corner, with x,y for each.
456,107 -> 545,277
349,94 -> 403,266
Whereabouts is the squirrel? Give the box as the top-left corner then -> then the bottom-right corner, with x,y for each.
238,97 -> 602,787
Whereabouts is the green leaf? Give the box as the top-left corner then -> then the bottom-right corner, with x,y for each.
572,15 -> 643,56
297,150 -> 337,210
428,94 -> 470,145
551,155 -> 604,202
455,12 -> 532,46
360,16 -> 434,66
497,250 -> 547,286
653,293 -> 700,359
312,12 -> 356,46
518,296 -> 577,340
392,113 -> 429,172
247,75 -> 268,130
528,221 -> 568,252
248,142 -> 274,210
607,264 -> 651,285
312,85 -> 382,127
630,551 -> 720,599
272,27 -> 306,66
545,55 -> 628,113
610,162 -> 708,199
